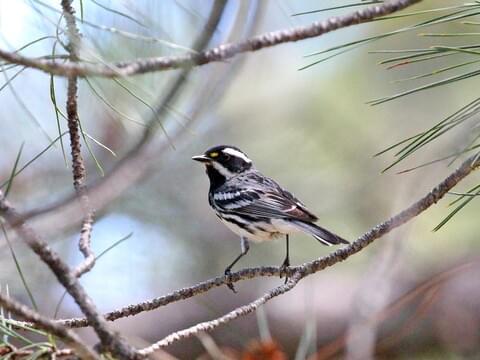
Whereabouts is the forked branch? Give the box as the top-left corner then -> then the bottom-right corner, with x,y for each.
40,154 -> 480,352
0,190 -> 140,359
5,0 -> 472,357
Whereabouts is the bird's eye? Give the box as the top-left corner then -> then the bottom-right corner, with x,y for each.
224,154 -> 230,161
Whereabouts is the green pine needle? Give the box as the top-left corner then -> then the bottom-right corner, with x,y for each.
0,132 -> 69,190
434,185 -> 480,231
4,143 -> 24,198
1,225 -> 38,311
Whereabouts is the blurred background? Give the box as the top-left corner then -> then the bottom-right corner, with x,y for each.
1,0 -> 480,358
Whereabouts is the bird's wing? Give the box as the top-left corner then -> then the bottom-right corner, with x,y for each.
212,173 -> 318,222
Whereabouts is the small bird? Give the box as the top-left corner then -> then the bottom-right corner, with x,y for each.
192,145 -> 348,291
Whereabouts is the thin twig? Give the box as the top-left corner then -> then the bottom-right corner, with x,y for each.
49,154 -> 480,332
0,347 -> 77,358
0,292 -> 98,360
0,0 -> 436,358
65,0 -> 229,278
0,191 -> 140,360
4,0 -> 406,242
101,153 -> 480,353
61,0 -> 96,278
0,0 -> 422,78
15,0 -> 249,233
138,273 -> 302,356
1,1 -> 233,358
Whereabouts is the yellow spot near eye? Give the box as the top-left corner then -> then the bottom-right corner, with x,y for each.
209,152 -> 219,158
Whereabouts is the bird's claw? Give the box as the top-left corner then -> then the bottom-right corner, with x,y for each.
224,268 -> 237,293
279,259 -> 290,284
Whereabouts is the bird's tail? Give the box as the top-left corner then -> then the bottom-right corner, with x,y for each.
290,220 -> 349,246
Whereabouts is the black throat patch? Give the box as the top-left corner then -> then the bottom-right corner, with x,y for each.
205,164 -> 226,191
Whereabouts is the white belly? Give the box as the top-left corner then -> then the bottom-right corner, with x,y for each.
218,214 -> 300,243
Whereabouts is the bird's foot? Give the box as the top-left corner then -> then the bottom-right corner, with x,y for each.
224,268 -> 237,293
279,258 -> 290,284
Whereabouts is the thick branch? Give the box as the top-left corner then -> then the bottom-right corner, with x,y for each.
0,191 -> 140,359
1,2 -> 231,358
0,0 -> 421,78
53,154 -> 480,329
0,293 -> 98,360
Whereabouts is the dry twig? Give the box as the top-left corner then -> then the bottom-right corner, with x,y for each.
0,0 -> 422,78
5,0 -> 472,358
14,0 -> 236,229
0,293 -> 99,359
138,273 -> 302,356
0,292 -> 97,359
45,154 -> 480,353
0,346 -> 77,358
0,190 -> 140,360
61,0 -> 96,279
10,0 -> 420,243
0,1 -> 233,358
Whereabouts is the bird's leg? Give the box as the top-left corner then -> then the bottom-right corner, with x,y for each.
280,234 -> 290,283
224,237 -> 250,293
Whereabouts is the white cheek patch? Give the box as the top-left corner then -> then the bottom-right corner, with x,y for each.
212,162 -> 235,179
222,148 -> 252,163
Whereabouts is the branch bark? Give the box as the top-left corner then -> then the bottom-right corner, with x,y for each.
138,272 -> 302,356
4,0 -> 475,357
8,147 -> 476,354
0,292 -> 98,360
13,0 -> 241,234
0,1 -> 232,358
0,0 -> 422,78
0,190 -> 140,359
61,0 -> 96,278
48,154 -> 479,339
133,154 -> 480,354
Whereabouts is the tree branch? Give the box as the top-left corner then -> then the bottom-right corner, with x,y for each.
50,154 -> 480,331
4,0 -> 415,241
0,190 -> 140,359
12,0 -> 239,234
0,292 -> 98,359
138,272 -> 302,356
1,1 -> 232,358
61,0 -> 96,279
0,347 -> 77,358
0,0 -> 421,78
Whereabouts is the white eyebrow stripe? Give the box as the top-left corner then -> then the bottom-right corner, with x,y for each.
222,148 -> 252,163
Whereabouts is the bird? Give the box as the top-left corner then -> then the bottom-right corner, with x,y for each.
192,145 -> 348,291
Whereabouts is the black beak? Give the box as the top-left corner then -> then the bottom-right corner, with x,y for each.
192,154 -> 211,163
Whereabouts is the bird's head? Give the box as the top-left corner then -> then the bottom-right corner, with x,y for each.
192,145 -> 253,184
